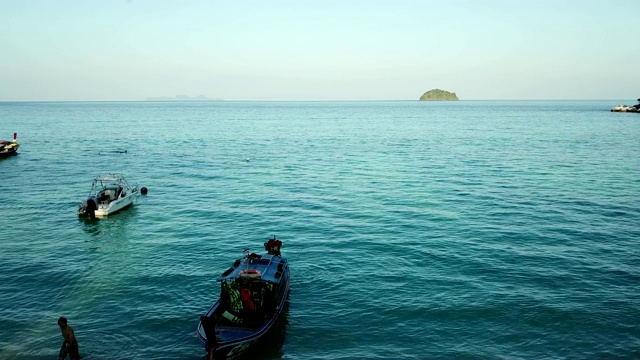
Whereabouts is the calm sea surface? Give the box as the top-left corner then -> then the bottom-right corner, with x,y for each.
1,100 -> 639,360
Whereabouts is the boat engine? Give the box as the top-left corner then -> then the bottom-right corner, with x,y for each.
85,198 -> 97,219
264,236 -> 282,256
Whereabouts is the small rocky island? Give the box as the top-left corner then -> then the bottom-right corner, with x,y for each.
419,89 -> 459,101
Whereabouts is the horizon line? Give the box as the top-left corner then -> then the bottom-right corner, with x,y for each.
0,98 -> 636,103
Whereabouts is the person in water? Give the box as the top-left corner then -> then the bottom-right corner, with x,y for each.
57,317 -> 80,360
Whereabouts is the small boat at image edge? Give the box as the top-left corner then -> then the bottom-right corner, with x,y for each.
197,237 -> 290,360
78,173 -> 139,218
0,133 -> 19,157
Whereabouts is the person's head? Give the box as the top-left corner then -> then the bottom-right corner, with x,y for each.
58,317 -> 68,328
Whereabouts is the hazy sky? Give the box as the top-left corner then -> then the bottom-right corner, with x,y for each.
1,0 -> 638,101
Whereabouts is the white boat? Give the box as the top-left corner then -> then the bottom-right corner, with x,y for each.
78,173 -> 138,218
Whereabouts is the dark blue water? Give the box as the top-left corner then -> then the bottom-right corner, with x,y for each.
1,101 -> 639,359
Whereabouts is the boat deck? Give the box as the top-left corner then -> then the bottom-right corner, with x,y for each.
216,326 -> 257,342
221,254 -> 287,283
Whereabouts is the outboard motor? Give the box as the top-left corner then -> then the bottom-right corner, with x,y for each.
264,236 -> 282,256
85,198 -> 97,219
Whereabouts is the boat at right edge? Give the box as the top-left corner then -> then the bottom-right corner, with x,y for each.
197,237 -> 290,360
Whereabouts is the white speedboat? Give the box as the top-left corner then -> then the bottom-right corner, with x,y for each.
78,173 -> 138,218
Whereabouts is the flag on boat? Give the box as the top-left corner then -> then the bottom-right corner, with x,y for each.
243,248 -> 250,255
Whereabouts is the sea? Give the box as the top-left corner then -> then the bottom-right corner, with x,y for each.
0,100 -> 639,360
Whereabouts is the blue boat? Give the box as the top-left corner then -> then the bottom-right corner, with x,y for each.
197,237 -> 290,360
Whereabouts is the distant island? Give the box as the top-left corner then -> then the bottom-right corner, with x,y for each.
419,89 -> 459,101
145,95 -> 223,101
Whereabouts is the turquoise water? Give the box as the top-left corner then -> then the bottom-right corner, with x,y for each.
1,100 -> 639,359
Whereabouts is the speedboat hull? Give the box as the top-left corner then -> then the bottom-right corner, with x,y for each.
93,191 -> 137,217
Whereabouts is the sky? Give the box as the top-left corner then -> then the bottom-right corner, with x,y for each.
1,0 -> 638,101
